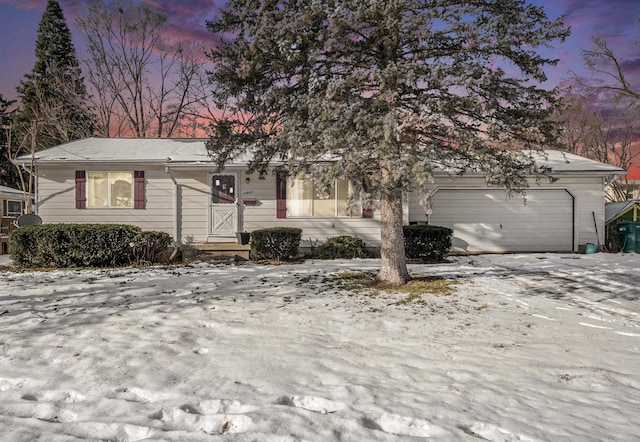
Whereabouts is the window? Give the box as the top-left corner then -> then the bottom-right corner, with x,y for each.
87,172 -> 133,208
286,175 -> 358,217
211,175 -> 236,204
7,200 -> 22,217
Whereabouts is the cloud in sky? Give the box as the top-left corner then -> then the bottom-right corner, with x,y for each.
560,0 -> 639,36
1,0 -> 639,97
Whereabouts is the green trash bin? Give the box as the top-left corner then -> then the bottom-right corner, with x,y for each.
617,221 -> 640,253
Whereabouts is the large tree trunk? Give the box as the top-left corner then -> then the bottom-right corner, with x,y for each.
377,171 -> 409,285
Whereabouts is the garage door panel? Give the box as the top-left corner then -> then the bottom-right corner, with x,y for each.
430,189 -> 573,253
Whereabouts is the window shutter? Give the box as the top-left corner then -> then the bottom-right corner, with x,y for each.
276,172 -> 287,219
75,171 -> 86,209
134,171 -> 145,209
362,178 -> 373,218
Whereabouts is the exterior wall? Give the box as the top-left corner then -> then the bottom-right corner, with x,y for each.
35,163 -> 608,253
408,174 -> 607,252
170,169 -> 210,242
35,164 -> 175,234
237,170 -> 382,248
35,165 -> 384,248
173,167 -> 383,246
606,180 -> 640,201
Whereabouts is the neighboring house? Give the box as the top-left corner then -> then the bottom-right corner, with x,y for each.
1,185 -> 28,255
0,185 -> 26,218
606,179 -> 640,201
15,138 -> 623,254
604,200 -> 640,252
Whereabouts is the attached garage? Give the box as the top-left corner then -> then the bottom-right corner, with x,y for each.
407,151 -> 625,254
429,189 -> 574,253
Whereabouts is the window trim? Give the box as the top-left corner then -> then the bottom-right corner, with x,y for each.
86,171 -> 134,209
285,175 -> 361,218
6,199 -> 23,217
76,170 -> 145,210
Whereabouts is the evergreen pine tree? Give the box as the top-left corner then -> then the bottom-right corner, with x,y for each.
15,0 -> 94,149
207,0 -> 569,284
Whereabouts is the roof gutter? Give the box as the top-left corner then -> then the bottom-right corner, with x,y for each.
13,158 -> 170,165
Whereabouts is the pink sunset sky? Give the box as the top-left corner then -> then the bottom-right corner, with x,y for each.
0,0 -> 639,173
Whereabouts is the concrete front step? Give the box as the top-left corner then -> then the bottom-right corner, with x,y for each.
183,242 -> 251,261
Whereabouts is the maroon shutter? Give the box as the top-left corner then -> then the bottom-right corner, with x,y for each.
134,171 -> 145,209
75,171 -> 86,209
276,172 -> 287,219
362,178 -> 373,218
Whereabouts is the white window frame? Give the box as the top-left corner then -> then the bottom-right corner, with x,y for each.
86,171 -> 134,209
287,175 -> 360,218
6,200 -> 22,217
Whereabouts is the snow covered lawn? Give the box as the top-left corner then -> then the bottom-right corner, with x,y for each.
0,253 -> 638,441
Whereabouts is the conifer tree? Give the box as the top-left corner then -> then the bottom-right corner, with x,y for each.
15,0 -> 94,150
207,0 -> 569,284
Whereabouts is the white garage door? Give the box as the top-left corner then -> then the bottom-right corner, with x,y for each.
429,189 -> 574,253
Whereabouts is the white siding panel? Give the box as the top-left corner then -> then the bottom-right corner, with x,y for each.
240,173 -> 382,247
36,165 -> 175,234
429,189 -> 574,253
36,162 -> 606,251
409,175 -> 607,252
174,170 -> 210,242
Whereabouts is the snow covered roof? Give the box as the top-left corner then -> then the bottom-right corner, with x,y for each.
0,185 -> 25,198
18,137 -> 625,175
18,137 -> 212,164
522,150 -> 623,175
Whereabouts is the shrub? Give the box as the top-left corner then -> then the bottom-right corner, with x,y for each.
9,224 -> 172,268
313,235 -> 369,259
130,230 -> 173,265
250,227 -> 302,261
403,224 -> 453,263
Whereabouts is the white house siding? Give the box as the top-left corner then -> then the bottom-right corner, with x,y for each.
408,174 -> 606,253
158,168 -> 383,247
170,169 -> 210,242
238,171 -> 383,249
35,164 -> 174,233
429,189 -> 573,253
34,162 -> 607,253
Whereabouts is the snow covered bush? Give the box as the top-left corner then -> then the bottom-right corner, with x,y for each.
403,225 -> 453,263
9,224 -> 171,268
250,227 -> 302,261
313,236 -> 369,260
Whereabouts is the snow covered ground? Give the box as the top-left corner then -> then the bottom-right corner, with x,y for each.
0,253 -> 638,441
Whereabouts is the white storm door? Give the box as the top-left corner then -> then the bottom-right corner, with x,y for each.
209,173 -> 238,237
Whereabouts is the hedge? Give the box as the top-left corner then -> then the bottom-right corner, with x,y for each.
250,227 -> 302,261
313,235 -> 369,259
403,224 -> 453,263
9,224 -> 172,268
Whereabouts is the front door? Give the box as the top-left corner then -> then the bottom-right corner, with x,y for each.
209,173 -> 238,237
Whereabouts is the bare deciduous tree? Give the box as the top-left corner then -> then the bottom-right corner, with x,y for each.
76,1 -> 210,138
582,35 -> 640,100
565,29 -> 640,201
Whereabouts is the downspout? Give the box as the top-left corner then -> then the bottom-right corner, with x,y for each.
164,165 -> 181,260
